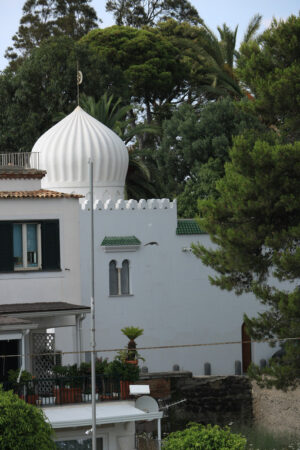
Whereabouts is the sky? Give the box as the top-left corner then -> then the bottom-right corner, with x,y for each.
0,0 -> 299,71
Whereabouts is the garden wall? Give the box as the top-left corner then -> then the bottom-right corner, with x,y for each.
137,372 -> 253,432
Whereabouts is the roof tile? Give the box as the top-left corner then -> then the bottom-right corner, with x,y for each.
0,189 -> 82,199
176,219 -> 206,235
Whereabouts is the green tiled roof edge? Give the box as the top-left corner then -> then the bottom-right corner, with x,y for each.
101,236 -> 141,246
176,219 -> 206,235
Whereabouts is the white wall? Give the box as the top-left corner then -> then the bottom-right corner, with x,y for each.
0,198 -> 81,305
0,197 -> 82,364
79,199 -> 273,376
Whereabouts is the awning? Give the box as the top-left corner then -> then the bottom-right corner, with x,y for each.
43,400 -> 163,429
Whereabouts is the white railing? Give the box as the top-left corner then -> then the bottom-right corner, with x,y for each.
0,152 -> 39,169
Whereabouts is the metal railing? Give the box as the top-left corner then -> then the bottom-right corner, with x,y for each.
3,375 -> 129,406
0,152 -> 39,169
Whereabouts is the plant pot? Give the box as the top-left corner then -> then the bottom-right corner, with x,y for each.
53,387 -> 82,404
126,360 -> 138,365
120,380 -> 130,400
81,393 -> 99,402
40,396 -> 56,406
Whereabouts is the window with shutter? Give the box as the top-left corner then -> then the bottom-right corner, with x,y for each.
0,220 -> 60,272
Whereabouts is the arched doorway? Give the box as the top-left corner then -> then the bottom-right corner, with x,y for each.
242,323 -> 252,373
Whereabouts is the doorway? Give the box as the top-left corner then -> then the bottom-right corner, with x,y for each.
242,323 -> 252,373
0,339 -> 20,382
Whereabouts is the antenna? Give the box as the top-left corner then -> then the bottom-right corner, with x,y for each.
77,61 -> 83,106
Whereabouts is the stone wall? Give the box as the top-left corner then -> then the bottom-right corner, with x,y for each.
138,372 -> 253,432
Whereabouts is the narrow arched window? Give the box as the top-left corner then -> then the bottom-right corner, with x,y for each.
109,260 -> 118,295
121,259 -> 130,295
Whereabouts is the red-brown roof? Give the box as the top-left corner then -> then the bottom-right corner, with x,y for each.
0,189 -> 82,199
0,167 -> 46,179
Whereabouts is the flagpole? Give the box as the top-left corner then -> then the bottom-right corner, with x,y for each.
89,159 -> 96,450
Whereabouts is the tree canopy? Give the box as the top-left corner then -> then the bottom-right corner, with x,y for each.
6,0 -> 99,64
157,98 -> 264,212
237,14 -> 300,141
106,0 -> 201,27
0,388 -> 54,449
193,134 -> 300,388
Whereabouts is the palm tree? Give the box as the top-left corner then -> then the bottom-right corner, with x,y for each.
199,14 -> 262,98
79,93 -> 159,199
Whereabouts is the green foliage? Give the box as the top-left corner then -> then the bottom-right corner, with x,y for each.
237,14 -> 300,141
6,0 -> 99,64
0,387 -> 55,449
193,135 -> 300,388
159,98 -> 264,202
121,326 -> 144,341
163,423 -> 247,449
104,358 -> 140,381
106,0 -> 201,28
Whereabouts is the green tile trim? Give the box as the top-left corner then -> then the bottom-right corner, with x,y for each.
176,219 -> 206,235
101,236 -> 141,246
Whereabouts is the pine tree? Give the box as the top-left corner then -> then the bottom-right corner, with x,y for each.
193,134 -> 300,389
5,0 -> 99,63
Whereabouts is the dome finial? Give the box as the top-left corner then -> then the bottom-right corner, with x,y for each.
76,61 -> 83,107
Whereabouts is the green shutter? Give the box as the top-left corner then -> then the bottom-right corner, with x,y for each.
41,220 -> 60,270
0,222 -> 13,272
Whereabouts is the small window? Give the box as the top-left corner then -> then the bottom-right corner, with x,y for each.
109,259 -> 130,296
13,223 -> 41,270
0,220 -> 60,273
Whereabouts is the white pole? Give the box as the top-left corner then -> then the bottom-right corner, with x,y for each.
157,418 -> 162,450
89,160 -> 97,450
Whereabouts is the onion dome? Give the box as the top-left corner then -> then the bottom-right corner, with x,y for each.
31,106 -> 129,202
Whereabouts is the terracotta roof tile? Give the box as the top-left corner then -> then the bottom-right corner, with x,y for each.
0,167 -> 46,179
0,189 -> 83,199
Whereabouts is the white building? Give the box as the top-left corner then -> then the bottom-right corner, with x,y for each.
31,106 -> 273,376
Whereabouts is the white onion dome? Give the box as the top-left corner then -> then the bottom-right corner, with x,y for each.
31,106 -> 129,202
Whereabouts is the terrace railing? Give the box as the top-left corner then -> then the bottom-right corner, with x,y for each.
0,152 -> 39,170
3,375 -> 130,406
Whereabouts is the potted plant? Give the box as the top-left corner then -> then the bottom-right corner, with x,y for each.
121,326 -> 144,363
53,364 -> 82,404
8,369 -> 38,404
105,356 -> 140,400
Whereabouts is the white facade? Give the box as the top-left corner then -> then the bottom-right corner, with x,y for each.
76,198 -> 273,376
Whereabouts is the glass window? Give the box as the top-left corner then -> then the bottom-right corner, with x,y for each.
13,224 -> 23,267
121,259 -> 130,295
27,224 -> 38,267
56,437 -> 103,449
13,223 -> 40,270
109,260 -> 118,295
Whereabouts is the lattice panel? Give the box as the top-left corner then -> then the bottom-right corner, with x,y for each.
32,333 -> 55,392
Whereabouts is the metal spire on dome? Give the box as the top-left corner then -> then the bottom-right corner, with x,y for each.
77,61 -> 83,106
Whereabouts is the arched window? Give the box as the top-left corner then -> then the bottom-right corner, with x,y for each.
109,259 -> 130,296
109,260 -> 118,295
121,259 -> 130,295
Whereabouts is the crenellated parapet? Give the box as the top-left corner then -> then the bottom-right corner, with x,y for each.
80,198 -> 176,211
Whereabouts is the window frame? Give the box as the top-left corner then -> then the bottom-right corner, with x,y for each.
109,259 -> 131,297
0,219 -> 61,273
13,222 -> 42,271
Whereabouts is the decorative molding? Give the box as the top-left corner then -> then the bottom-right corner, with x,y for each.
81,198 -> 176,211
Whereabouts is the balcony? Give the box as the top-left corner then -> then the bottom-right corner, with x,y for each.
0,152 -> 39,170
3,374 -> 130,406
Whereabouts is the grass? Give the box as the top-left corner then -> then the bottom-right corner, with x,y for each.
231,424 -> 300,450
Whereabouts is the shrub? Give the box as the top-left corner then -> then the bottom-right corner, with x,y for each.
0,387 -> 55,449
163,423 -> 247,450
